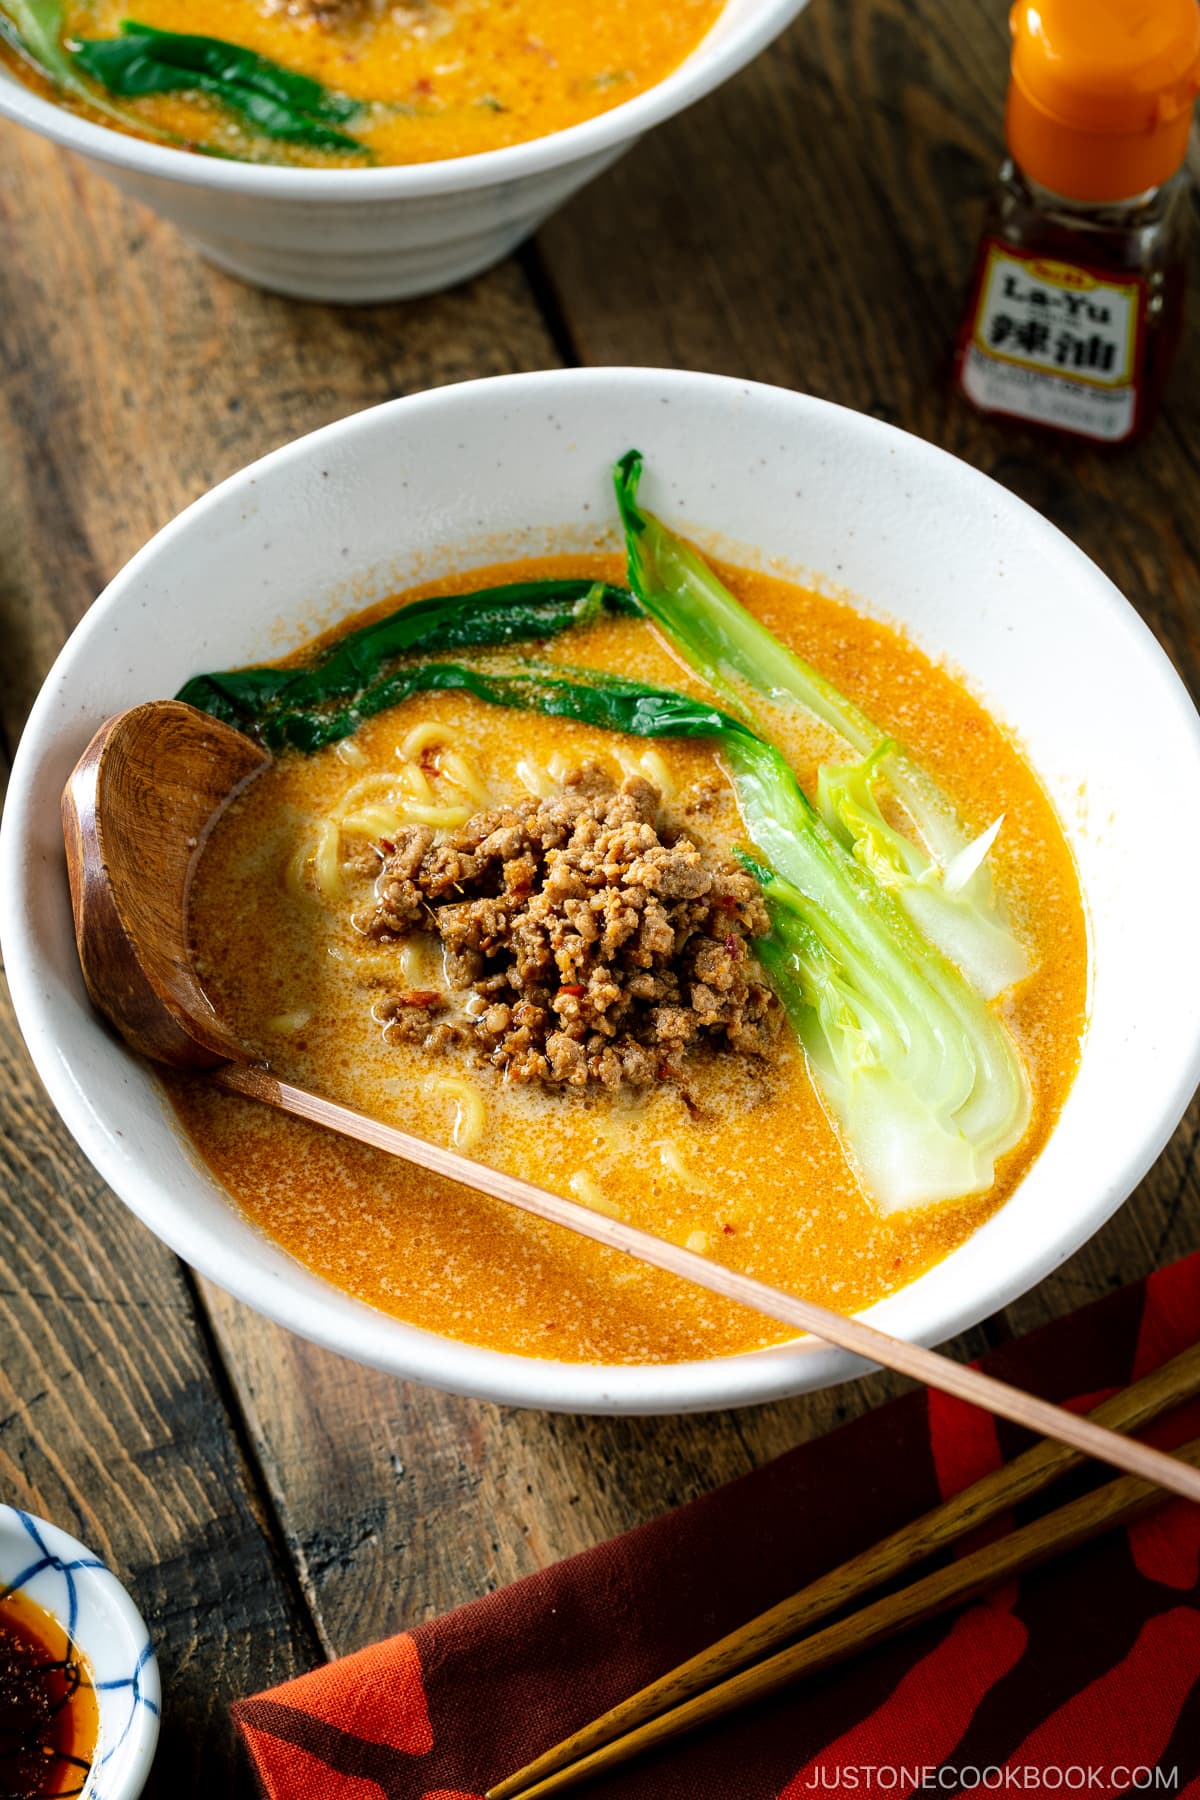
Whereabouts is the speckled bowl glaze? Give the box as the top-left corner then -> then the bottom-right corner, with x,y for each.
4,368 -> 1200,1413
0,1506 -> 160,1800
0,0 -> 809,302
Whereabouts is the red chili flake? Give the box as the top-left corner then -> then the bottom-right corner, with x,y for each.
397,990 -> 440,1008
378,838 -> 396,855
557,984 -> 586,998
724,934 -> 738,955
892,1255 -> 904,1270
722,1222 -> 737,1236
414,75 -> 434,96
717,894 -> 739,911
658,1064 -> 674,1081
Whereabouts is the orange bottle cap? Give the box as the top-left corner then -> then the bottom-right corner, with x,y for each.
1007,0 -> 1200,202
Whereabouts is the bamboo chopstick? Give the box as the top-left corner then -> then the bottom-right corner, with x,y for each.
488,1340 -> 1200,1800
223,1064 -> 1200,1509
491,1432 -> 1200,1800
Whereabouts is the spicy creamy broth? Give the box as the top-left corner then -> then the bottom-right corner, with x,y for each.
10,0 -> 723,165
171,554 -> 1088,1365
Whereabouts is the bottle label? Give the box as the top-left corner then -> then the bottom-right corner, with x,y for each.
960,241 -> 1146,442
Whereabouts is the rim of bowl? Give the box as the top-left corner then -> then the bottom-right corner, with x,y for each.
0,0 -> 807,197
0,1505 -> 160,1800
5,367 -> 1200,1413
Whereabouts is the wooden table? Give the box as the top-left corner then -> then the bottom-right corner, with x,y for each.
3,2 -> 1199,1790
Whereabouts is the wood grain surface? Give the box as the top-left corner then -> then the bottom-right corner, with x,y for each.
2,0 -> 1199,1791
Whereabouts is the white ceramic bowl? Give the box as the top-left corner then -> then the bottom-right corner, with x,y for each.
0,1505 -> 160,1800
4,368 -> 1200,1413
0,0 -> 807,302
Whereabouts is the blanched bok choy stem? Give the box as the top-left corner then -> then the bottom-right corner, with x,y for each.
0,0 -> 180,137
815,748 -> 1032,1003
726,730 -> 1031,1213
613,449 -> 1032,999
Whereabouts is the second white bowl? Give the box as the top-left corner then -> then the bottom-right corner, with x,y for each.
0,0 -> 807,302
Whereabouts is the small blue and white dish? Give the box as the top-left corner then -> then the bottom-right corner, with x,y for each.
0,1504 -> 160,1799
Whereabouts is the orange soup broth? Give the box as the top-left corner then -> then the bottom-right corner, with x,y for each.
25,0 -> 724,165
170,554 -> 1088,1365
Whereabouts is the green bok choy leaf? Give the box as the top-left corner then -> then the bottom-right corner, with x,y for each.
71,20 -> 368,151
613,449 -> 1032,999
176,580 -> 638,749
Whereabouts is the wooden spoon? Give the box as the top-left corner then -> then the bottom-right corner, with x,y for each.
62,700 -> 1200,1503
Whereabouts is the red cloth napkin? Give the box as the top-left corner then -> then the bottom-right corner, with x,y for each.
234,1255 -> 1200,1800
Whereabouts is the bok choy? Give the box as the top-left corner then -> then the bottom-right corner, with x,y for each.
613,450 -> 1032,999
72,21 -> 369,153
181,636 -> 1033,1210
726,728 -> 1031,1210
177,579 -> 637,748
191,659 -> 737,755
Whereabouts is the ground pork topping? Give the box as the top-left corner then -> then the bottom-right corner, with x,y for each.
260,0 -> 444,25
259,0 -> 358,22
260,0 -> 398,23
360,763 -> 780,1088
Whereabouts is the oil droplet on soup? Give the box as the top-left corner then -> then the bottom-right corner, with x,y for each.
170,554 -> 1088,1365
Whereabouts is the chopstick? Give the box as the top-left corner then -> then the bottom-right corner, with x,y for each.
494,1435 -> 1200,1799
489,1343 -> 1200,1800
224,1064 -> 1200,1509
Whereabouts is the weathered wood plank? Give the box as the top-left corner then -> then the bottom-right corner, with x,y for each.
198,1288 -> 763,1646
200,1278 -> 994,1657
0,927 -> 321,1794
0,123 -> 561,744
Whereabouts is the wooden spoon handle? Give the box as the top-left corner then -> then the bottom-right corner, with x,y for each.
215,1063 -> 1200,1505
